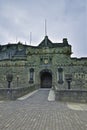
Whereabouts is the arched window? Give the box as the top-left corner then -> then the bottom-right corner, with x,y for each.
29,68 -> 34,83
58,68 -> 63,84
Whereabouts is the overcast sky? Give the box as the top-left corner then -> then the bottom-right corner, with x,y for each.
0,0 -> 86,57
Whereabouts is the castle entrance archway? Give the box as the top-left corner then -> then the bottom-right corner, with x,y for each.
40,69 -> 52,88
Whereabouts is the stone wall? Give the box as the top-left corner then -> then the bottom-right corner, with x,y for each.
0,40 -> 87,90
55,90 -> 87,103
0,60 -> 87,90
0,85 -> 37,100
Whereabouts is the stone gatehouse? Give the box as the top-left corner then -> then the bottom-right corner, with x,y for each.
0,36 -> 87,90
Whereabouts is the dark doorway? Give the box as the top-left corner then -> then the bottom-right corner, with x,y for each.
40,70 -> 52,88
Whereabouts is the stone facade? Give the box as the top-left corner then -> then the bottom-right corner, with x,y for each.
0,36 -> 87,90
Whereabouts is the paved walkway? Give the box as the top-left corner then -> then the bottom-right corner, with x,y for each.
0,89 -> 87,130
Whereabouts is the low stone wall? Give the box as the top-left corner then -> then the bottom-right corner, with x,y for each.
0,85 -> 37,100
55,90 -> 87,103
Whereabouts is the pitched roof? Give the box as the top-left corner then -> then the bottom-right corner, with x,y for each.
38,36 -> 70,48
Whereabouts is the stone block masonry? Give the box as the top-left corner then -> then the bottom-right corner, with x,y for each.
55,90 -> 87,103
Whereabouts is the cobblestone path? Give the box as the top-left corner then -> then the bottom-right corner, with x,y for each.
0,89 -> 87,130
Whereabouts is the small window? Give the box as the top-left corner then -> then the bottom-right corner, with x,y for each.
29,68 -> 34,83
49,57 -> 52,63
40,58 -> 43,62
58,68 -> 63,84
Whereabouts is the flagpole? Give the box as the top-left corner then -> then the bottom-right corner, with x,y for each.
30,32 -> 32,45
45,19 -> 47,36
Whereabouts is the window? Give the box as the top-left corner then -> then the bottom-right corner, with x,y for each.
29,68 -> 34,83
58,68 -> 63,84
